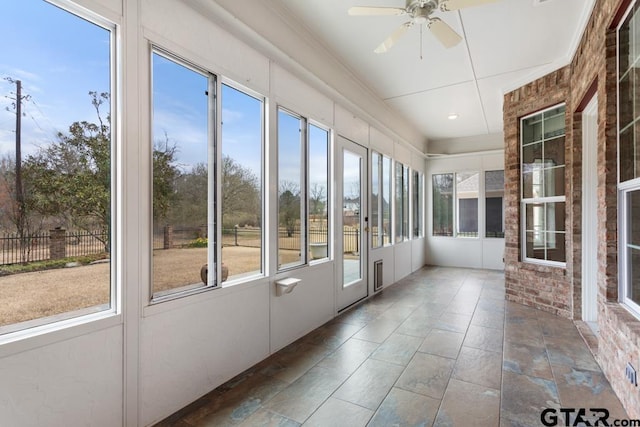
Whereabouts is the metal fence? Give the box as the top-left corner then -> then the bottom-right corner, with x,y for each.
0,230 -> 108,265
153,224 -> 361,253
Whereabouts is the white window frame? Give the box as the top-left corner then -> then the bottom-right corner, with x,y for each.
617,0 -> 640,318
0,0 -> 120,341
484,169 -> 505,239
455,171 -> 480,239
276,106 -> 332,271
520,104 -> 567,267
150,48 -> 219,303
219,80 -> 267,285
306,120 -> 332,265
431,172 -> 455,237
411,170 -> 424,239
619,181 -> 640,318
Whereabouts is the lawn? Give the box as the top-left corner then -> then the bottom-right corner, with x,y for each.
0,246 -> 301,328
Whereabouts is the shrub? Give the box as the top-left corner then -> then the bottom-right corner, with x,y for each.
187,237 -> 208,248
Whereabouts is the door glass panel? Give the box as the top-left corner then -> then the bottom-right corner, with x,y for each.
343,150 -> 361,286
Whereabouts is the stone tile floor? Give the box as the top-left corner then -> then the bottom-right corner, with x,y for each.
156,266 -> 628,426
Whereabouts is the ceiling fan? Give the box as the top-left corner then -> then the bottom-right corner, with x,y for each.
348,0 -> 500,53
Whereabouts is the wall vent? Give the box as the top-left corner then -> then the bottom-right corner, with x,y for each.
373,260 -> 383,292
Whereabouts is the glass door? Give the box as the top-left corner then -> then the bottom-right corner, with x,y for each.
336,137 -> 368,311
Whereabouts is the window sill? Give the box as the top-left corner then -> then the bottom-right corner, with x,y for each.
145,276 -> 269,318
522,258 -> 566,269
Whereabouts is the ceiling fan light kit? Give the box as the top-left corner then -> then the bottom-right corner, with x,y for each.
348,0 -> 501,53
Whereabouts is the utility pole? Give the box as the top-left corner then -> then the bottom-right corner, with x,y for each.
5,77 -> 29,262
14,79 -> 24,227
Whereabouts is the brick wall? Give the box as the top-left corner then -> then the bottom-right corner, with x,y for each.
504,0 -> 640,417
503,67 -> 572,318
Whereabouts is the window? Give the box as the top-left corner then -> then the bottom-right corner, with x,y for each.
432,173 -> 454,236
0,1 -> 114,334
371,152 -> 392,247
372,153 -> 381,248
456,172 -> 479,237
308,124 -> 329,260
521,105 -> 566,265
395,161 -> 409,243
277,108 -> 330,269
151,51 -> 213,298
382,155 -> 392,245
221,84 -> 264,281
618,2 -> 640,316
485,170 -> 505,238
412,170 -> 424,238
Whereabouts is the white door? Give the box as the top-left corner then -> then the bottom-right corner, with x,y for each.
336,137 -> 368,311
582,95 -> 598,325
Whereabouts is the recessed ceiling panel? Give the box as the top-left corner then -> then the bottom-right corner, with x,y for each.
476,66 -> 549,134
461,0 -> 591,78
385,81 -> 488,139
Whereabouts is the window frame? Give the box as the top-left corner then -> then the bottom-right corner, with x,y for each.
149,47 -> 218,303
0,0 -> 120,340
412,170 -> 424,239
306,120 -> 331,264
484,169 -> 505,238
276,106 -> 331,272
219,80 -> 266,285
394,161 -> 409,243
455,171 -> 480,238
432,172 -> 455,237
520,103 -> 567,267
619,181 -> 640,317
617,0 -> 640,318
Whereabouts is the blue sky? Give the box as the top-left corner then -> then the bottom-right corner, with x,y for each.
1,0 -> 328,196
0,0 -> 265,181
0,0 -> 110,158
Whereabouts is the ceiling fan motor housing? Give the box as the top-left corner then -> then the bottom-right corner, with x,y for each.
407,0 -> 438,23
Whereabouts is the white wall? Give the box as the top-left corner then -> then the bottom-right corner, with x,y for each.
426,150 -> 505,271
0,1 -> 428,426
0,325 -> 123,427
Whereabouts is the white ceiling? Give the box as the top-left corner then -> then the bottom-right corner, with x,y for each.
261,0 -> 596,142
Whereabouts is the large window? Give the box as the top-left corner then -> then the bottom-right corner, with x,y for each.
277,108 -> 329,269
0,1 -> 114,334
151,51 -> 213,298
433,173 -> 454,236
456,172 -> 479,237
308,124 -> 329,260
618,2 -> 640,315
221,84 -> 264,281
485,170 -> 505,238
371,152 -> 392,247
433,170 -> 503,239
521,105 -> 566,265
395,161 -> 409,243
412,170 -> 424,238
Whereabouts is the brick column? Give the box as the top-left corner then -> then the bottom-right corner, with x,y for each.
49,228 -> 66,260
164,225 -> 173,249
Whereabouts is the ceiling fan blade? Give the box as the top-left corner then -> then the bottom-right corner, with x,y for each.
348,6 -> 406,16
440,0 -> 500,12
428,18 -> 462,48
374,22 -> 412,53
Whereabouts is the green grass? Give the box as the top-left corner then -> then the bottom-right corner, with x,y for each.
0,253 -> 109,276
